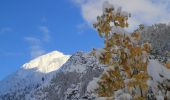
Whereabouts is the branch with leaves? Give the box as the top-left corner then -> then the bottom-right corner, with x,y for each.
93,2 -> 151,100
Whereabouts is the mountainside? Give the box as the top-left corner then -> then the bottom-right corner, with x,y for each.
26,23 -> 170,100
23,53 -> 170,100
0,51 -> 170,100
27,52 -> 106,100
0,51 -> 70,100
0,24 -> 170,100
141,24 -> 170,57
0,51 -> 106,100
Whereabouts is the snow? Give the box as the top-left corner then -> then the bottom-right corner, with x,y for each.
65,84 -> 80,99
114,90 -> 132,100
148,59 -> 170,82
23,51 -> 70,73
0,50 -> 70,95
87,78 -> 99,93
102,1 -> 114,12
95,48 -> 106,60
116,7 -> 122,15
1,48 -> 170,99
156,91 -> 164,100
115,93 -> 132,100
156,96 -> 164,100
97,97 -> 112,100
63,51 -> 105,74
65,65 -> 87,73
120,11 -> 129,18
147,59 -> 170,98
111,26 -> 126,34
27,51 -> 105,100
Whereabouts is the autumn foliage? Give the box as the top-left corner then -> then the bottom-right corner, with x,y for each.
93,2 -> 151,99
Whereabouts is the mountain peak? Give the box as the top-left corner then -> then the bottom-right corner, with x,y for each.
0,50 -> 70,96
22,50 -> 70,73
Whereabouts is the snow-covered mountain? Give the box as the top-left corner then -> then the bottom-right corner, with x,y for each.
0,50 -> 170,100
0,50 -> 106,100
0,51 -> 70,100
0,23 -> 170,99
27,52 -> 106,100
141,24 -> 170,57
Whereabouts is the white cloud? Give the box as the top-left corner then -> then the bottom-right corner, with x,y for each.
25,37 -> 45,58
0,27 -> 12,34
25,25 -> 51,58
73,0 -> 170,31
39,26 -> 50,42
25,37 -> 41,45
30,45 -> 45,58
76,23 -> 89,34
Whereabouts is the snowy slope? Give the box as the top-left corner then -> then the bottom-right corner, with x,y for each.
27,52 -> 106,100
0,50 -> 170,100
28,53 -> 170,100
141,24 -> 170,56
148,60 -> 170,83
23,51 -> 69,73
0,51 -> 70,100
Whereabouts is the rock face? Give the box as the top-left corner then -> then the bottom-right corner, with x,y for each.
28,52 -> 105,100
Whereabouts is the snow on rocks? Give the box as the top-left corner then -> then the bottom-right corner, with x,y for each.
28,52 -> 105,100
87,78 -> 99,93
111,26 -> 126,34
148,59 -> 170,82
93,48 -> 106,60
148,59 -> 170,99
115,93 -> 132,100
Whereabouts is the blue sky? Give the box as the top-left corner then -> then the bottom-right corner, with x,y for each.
1,0 -> 170,80
0,0 -> 103,80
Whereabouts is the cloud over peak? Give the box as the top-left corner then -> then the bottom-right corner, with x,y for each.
25,37 -> 45,58
74,0 -> 170,31
25,25 -> 51,58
